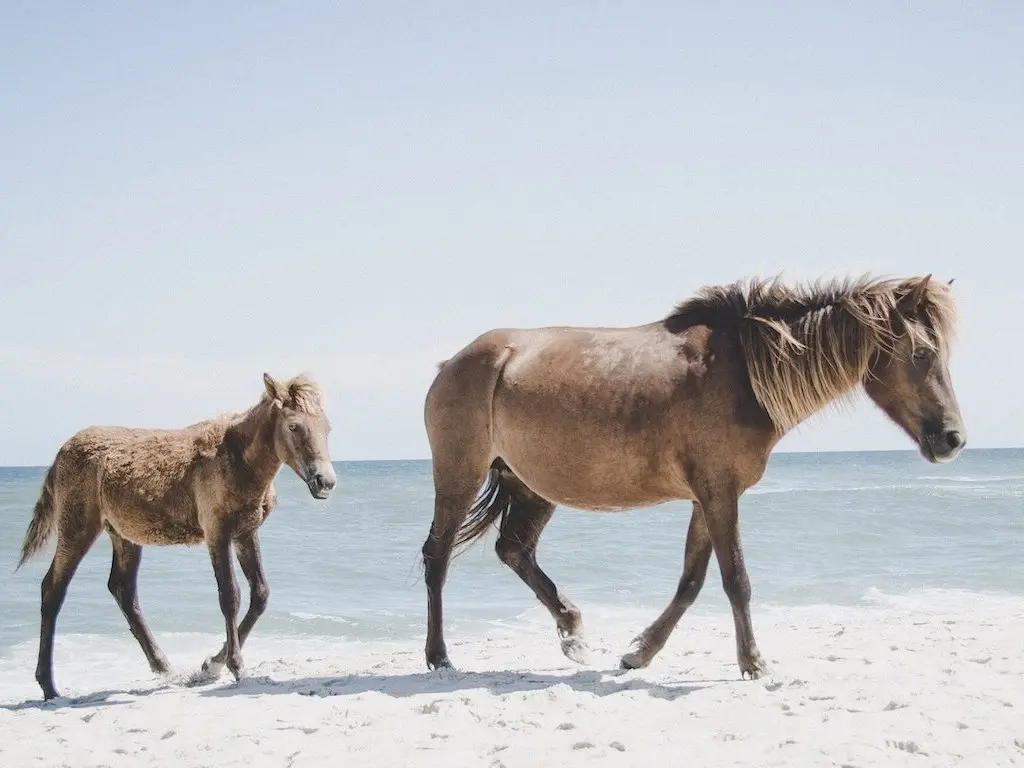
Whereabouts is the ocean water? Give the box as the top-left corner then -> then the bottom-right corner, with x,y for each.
0,449 -> 1021,663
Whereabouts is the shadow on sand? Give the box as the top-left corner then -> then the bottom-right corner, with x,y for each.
1,684 -> 173,712
197,667 -> 724,702
2,667 -> 733,710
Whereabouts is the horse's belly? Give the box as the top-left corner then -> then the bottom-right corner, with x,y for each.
502,451 -> 692,512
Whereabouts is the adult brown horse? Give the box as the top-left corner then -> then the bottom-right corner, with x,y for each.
421,275 -> 965,679
17,373 -> 336,700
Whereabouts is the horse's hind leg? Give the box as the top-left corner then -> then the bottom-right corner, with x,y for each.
495,482 -> 586,663
422,482 -> 482,670
203,530 -> 269,671
620,502 -> 713,669
107,527 -> 170,675
35,510 -> 102,700
422,338 -> 510,670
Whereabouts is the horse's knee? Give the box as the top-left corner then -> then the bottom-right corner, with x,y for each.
720,568 -> 751,605
250,582 -> 270,615
495,537 -> 526,569
422,533 -> 454,586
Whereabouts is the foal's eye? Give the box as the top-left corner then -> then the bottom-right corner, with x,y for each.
288,423 -> 300,433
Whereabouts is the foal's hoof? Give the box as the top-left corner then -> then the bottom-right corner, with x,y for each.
36,673 -> 60,701
41,687 -> 61,701
426,655 -> 454,672
740,652 -> 770,680
560,634 -> 589,665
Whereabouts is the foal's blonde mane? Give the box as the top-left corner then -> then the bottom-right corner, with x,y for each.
666,275 -> 958,433
272,373 -> 325,415
215,374 -> 326,428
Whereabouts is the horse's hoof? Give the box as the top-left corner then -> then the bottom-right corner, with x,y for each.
151,659 -> 172,676
740,653 -> 769,680
184,659 -> 224,688
619,635 -> 655,670
619,649 -> 650,670
41,687 -> 60,701
560,635 -> 589,665
200,657 -> 226,678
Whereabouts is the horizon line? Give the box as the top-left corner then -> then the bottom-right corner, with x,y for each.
0,445 -> 1019,470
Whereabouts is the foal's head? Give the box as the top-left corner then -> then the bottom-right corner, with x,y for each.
262,373 -> 337,498
862,277 -> 966,463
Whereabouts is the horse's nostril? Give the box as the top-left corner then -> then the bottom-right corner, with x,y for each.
945,430 -> 964,450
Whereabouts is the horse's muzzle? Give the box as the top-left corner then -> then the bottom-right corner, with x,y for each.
920,428 -> 966,464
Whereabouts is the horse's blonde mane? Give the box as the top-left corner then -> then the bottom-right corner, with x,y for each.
665,275 -> 958,433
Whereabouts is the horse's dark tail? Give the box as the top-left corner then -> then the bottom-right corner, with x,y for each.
453,458 -> 514,556
17,463 -> 58,570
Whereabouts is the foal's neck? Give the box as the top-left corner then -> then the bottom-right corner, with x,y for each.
230,400 -> 282,489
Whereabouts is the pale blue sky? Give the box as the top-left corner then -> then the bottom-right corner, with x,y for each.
1,2 -> 1021,465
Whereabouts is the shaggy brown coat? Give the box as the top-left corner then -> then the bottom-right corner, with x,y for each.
19,373 -> 336,700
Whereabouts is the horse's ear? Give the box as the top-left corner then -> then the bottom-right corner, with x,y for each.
900,274 -> 931,311
947,277 -> 955,287
263,373 -> 285,407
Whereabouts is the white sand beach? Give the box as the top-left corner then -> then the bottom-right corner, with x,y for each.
1,591 -> 1021,768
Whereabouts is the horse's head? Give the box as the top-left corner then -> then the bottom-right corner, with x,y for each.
263,372 -> 337,498
863,276 -> 966,464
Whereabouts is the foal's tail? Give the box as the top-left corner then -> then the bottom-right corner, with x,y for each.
453,459 -> 515,556
17,463 -> 58,570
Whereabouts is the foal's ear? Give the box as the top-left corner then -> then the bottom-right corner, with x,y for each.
947,277 -> 955,287
263,372 -> 286,407
899,274 -> 932,311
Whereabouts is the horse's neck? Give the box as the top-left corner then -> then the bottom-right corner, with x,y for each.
229,402 -> 282,489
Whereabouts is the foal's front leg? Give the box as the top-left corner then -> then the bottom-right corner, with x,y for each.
205,530 -> 269,668
203,533 -> 244,681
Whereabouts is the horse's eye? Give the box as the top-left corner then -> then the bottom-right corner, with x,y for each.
288,423 -> 300,433
912,347 -> 933,361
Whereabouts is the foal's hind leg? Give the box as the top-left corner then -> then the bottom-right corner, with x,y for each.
620,502 -> 713,669
35,514 -> 102,700
107,527 -> 171,675
203,530 -> 269,673
495,491 -> 587,663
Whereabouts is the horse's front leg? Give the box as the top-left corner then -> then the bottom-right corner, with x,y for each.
621,502 -> 713,669
700,485 -> 768,679
206,530 -> 269,667
203,532 -> 243,681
